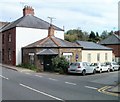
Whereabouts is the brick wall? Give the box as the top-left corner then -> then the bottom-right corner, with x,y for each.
22,47 -> 82,71
104,45 -> 120,57
2,28 -> 16,65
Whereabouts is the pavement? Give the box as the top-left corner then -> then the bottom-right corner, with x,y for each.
0,63 -> 120,95
0,64 -> 34,73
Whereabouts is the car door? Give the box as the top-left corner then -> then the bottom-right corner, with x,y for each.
84,62 -> 92,73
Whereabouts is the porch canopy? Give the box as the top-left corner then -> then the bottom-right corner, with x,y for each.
36,49 -> 58,55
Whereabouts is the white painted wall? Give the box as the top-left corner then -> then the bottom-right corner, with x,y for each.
16,27 -> 64,65
81,50 -> 112,63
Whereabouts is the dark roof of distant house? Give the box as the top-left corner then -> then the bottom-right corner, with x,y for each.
99,34 -> 120,45
23,36 -> 81,48
76,41 -> 112,50
1,15 -> 63,32
0,21 -> 9,32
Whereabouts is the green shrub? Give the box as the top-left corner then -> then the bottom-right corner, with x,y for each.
52,56 -> 69,74
16,63 -> 37,71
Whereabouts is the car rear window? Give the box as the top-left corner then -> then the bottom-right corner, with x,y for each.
70,63 -> 80,66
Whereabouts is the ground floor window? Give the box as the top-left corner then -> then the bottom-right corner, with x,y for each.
8,48 -> 11,61
97,53 -> 100,62
105,53 -> 108,61
63,52 -> 72,63
2,49 -> 4,61
29,53 -> 35,65
87,53 -> 91,62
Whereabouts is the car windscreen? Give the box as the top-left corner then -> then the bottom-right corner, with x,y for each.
70,63 -> 80,66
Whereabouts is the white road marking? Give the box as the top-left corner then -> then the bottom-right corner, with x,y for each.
65,82 -> 76,85
19,83 -> 64,101
85,86 -> 98,90
0,75 -> 9,80
48,78 -> 58,81
35,75 -> 43,78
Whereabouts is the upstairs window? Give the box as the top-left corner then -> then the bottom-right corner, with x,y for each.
8,33 -> 12,42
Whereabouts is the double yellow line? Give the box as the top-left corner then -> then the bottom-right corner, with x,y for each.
98,86 -> 119,97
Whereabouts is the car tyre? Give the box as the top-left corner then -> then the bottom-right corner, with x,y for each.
112,68 -> 114,72
107,68 -> 110,72
99,69 -> 102,73
93,69 -> 96,74
82,70 -> 86,76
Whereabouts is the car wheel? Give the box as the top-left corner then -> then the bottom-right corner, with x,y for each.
82,70 -> 86,76
100,69 -> 102,73
107,68 -> 110,72
93,69 -> 96,74
118,67 -> 120,71
112,68 -> 114,71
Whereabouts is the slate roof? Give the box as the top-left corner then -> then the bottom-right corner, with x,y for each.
99,34 -> 120,45
1,15 -> 63,32
24,36 -> 81,48
76,41 -> 112,50
36,49 -> 58,55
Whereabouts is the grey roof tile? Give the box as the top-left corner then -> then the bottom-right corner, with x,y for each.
24,36 -> 81,48
76,41 -> 112,50
36,49 -> 58,55
1,15 -> 63,31
99,34 -> 120,45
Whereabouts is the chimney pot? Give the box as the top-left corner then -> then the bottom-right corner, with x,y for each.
23,6 -> 34,16
48,25 -> 55,37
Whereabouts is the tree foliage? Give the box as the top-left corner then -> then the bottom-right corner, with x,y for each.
65,29 -> 89,42
52,56 -> 69,74
65,29 -> 114,43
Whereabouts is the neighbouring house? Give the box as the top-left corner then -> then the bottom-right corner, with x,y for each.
76,41 -> 113,63
22,25 -> 82,71
1,6 -> 64,66
0,21 -> 9,63
99,31 -> 120,62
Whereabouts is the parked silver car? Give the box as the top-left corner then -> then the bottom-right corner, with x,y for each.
91,63 -> 110,73
68,62 -> 96,76
105,62 -> 120,71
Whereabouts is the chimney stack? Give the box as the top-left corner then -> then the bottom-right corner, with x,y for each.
48,25 -> 55,37
23,6 -> 34,16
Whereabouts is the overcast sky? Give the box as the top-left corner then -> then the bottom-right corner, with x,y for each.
0,0 -> 119,34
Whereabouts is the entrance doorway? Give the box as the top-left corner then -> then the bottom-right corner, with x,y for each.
43,55 -> 56,72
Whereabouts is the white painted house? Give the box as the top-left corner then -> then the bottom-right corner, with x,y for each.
76,41 -> 113,63
1,6 -> 64,65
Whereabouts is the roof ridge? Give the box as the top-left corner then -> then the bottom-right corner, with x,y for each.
39,36 -> 50,45
33,16 -> 64,31
1,15 -> 63,31
1,16 -> 24,31
50,36 -> 61,47
113,33 -> 120,40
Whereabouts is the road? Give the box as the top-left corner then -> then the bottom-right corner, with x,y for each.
1,66 -> 119,101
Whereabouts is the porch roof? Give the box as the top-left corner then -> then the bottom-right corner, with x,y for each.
36,49 -> 58,55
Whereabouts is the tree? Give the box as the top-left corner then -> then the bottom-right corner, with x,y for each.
89,31 -> 96,39
101,30 -> 108,39
96,32 -> 99,37
65,29 -> 89,42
